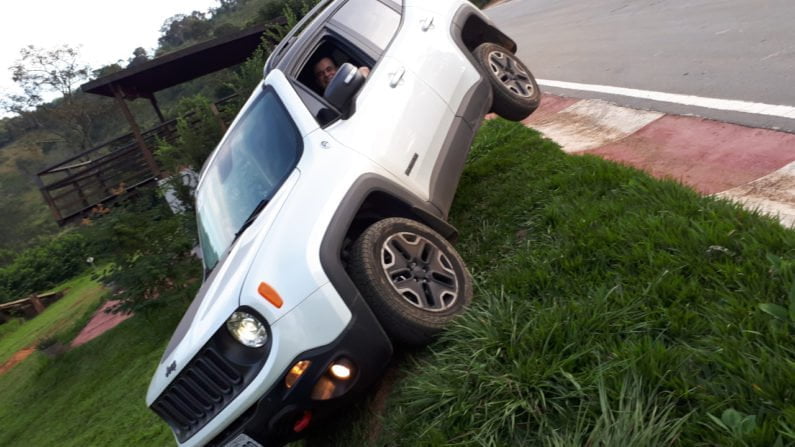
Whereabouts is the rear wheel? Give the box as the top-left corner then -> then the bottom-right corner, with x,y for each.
349,218 -> 473,345
475,42 -> 541,121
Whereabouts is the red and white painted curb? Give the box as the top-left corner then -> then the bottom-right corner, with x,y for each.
522,94 -> 795,227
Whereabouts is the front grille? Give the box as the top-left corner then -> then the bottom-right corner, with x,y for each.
152,349 -> 244,442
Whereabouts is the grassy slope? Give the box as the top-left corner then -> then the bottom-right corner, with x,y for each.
0,273 -> 105,365
0,299 -> 184,447
327,120 -> 795,446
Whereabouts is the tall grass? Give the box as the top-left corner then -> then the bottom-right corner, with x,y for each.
332,119 -> 795,446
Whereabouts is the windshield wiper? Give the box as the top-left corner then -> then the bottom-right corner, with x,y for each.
234,199 -> 270,240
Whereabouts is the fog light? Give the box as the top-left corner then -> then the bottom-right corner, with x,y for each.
329,361 -> 353,380
285,360 -> 311,389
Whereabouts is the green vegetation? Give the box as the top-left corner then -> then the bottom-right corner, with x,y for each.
324,119 -> 795,446
0,232 -> 89,303
0,273 -> 105,365
79,193 -> 201,314
0,297 -> 186,447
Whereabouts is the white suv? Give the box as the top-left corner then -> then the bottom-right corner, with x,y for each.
146,1 -> 539,445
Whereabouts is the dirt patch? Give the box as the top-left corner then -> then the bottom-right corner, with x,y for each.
0,347 -> 35,376
365,361 -> 402,444
70,300 -> 133,348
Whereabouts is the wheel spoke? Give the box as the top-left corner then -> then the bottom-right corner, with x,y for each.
419,240 -> 435,264
429,271 -> 456,290
419,281 -> 439,309
427,250 -> 452,275
399,233 -> 425,258
504,56 -> 515,75
398,281 -> 425,301
422,280 -> 456,310
385,257 -> 410,275
489,52 -> 506,70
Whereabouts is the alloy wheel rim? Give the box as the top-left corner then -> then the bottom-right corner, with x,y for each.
380,232 -> 459,312
488,50 -> 535,98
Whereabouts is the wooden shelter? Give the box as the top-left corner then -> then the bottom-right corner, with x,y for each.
35,25 -> 271,225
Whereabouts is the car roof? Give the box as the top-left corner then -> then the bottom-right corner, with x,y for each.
264,0 -> 339,75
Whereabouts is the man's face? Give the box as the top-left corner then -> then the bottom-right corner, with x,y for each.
314,57 -> 337,90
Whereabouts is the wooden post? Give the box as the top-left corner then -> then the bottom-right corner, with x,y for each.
147,93 -> 166,123
209,102 -> 228,133
29,295 -> 45,315
34,175 -> 63,223
111,83 -> 161,178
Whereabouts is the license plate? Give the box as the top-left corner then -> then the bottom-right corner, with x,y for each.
224,433 -> 263,447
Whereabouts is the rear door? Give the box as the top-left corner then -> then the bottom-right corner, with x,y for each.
325,0 -> 455,199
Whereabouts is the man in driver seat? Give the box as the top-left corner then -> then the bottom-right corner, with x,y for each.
314,56 -> 370,91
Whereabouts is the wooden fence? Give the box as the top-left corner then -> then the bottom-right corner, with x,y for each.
0,291 -> 65,323
35,95 -> 238,225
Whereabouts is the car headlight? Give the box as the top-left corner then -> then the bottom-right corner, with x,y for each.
226,311 -> 268,348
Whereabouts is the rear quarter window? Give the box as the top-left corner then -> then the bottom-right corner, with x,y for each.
331,0 -> 401,51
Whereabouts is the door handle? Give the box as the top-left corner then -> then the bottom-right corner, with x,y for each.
421,16 -> 434,32
389,67 -> 405,88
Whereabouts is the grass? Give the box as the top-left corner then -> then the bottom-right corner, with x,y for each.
325,119 -> 795,446
0,298 -> 186,447
0,272 -> 106,365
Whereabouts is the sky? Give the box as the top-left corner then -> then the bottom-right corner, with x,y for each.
0,0 -> 220,112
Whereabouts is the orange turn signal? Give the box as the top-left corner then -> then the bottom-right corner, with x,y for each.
258,282 -> 283,308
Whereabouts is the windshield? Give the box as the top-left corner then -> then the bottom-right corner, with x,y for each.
196,86 -> 302,270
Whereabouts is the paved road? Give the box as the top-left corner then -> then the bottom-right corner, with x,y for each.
486,0 -> 795,132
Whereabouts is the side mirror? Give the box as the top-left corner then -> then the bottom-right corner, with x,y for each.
324,63 -> 365,113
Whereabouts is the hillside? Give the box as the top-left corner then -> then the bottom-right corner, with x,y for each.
0,0 -> 292,256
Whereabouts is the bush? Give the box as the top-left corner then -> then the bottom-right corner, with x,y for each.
0,232 -> 89,303
156,95 -> 225,174
80,190 -> 200,313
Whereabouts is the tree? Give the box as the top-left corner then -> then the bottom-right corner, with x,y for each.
127,47 -> 150,68
158,11 -> 213,49
3,45 -> 99,152
9,45 -> 90,107
214,0 -> 243,13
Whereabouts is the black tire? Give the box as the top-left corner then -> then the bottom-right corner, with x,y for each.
348,218 -> 473,345
474,42 -> 541,121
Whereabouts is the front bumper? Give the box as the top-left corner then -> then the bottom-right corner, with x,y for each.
204,294 -> 392,447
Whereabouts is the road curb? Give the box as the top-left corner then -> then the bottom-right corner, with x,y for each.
523,93 -> 795,227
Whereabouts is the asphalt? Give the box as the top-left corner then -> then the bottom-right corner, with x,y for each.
486,0 -> 795,132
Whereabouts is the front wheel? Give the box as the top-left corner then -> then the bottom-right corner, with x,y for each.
348,218 -> 473,345
475,42 -> 541,121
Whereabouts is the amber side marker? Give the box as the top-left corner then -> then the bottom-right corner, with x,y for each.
258,282 -> 283,308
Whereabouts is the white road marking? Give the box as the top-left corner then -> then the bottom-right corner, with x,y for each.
538,79 -> 795,120
716,161 -> 795,228
530,99 -> 663,153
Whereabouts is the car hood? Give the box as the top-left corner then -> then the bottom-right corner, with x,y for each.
146,170 -> 300,405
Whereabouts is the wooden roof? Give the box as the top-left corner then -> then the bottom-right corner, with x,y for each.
81,24 -> 270,99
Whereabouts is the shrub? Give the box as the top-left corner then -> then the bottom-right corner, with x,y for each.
80,190 -> 200,313
156,95 -> 225,175
0,232 -> 89,303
